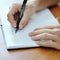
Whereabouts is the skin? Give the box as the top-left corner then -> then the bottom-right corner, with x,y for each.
7,0 -> 60,50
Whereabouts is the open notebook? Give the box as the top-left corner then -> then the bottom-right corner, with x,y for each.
1,8 -> 58,49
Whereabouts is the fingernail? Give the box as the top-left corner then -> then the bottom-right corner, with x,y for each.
19,25 -> 23,30
12,23 -> 16,28
29,32 -> 32,36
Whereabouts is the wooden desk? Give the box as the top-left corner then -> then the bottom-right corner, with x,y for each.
0,6 -> 60,60
50,5 -> 60,23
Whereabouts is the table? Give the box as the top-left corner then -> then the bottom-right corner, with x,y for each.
0,5 -> 60,60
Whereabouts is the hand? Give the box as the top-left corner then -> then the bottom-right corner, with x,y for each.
7,3 -> 35,29
29,24 -> 60,50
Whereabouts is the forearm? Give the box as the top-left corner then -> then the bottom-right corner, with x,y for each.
31,0 -> 60,12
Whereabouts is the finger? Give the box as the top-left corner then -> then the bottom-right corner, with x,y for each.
7,12 -> 16,27
29,29 -> 53,36
31,33 -> 58,41
36,41 -> 56,48
34,25 -> 57,31
7,4 -> 21,27
19,8 -> 32,29
10,4 -> 21,13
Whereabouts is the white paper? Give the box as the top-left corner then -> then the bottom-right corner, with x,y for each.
0,0 -> 58,49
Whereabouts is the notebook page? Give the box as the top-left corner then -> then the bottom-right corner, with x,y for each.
1,8 -> 58,49
0,0 -> 58,49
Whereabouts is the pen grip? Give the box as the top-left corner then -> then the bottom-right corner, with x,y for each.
16,14 -> 23,29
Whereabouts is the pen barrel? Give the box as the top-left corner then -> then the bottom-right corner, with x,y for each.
16,14 -> 23,29
22,0 -> 27,9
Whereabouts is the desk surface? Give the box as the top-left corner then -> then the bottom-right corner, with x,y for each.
0,5 -> 60,60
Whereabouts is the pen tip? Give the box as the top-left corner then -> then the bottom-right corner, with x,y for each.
15,29 -> 18,33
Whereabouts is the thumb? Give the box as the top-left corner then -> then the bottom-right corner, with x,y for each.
19,17 -> 29,29
19,5 -> 35,29
19,8 -> 32,29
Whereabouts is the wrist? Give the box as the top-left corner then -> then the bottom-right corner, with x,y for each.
26,0 -> 38,13
27,0 -> 44,12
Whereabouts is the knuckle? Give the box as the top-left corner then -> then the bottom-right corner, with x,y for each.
7,13 -> 10,17
7,12 -> 11,17
54,29 -> 60,33
22,20 -> 28,25
7,12 -> 11,21
42,33 -> 48,36
12,3 -> 21,8
53,29 -> 60,35
7,14 -> 10,21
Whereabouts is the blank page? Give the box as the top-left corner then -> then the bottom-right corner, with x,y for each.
0,0 -> 58,49
1,8 -> 58,49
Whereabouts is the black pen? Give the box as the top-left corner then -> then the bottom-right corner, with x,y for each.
15,0 -> 27,33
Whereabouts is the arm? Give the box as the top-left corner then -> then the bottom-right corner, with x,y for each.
32,0 -> 60,12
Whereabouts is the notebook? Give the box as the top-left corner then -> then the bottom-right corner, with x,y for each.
1,8 -> 58,49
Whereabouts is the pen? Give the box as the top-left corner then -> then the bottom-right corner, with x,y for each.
15,0 -> 27,33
